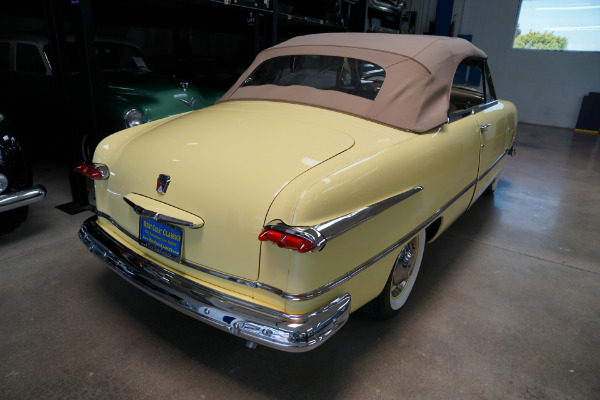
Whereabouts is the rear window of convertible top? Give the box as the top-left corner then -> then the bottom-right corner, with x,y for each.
241,55 -> 386,101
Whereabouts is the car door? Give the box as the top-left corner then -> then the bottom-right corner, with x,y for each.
449,58 -> 506,201
472,60 -> 507,198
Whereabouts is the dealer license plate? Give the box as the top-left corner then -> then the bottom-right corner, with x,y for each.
139,217 -> 183,262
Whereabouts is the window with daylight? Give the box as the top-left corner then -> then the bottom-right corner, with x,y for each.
513,0 -> 600,52
242,55 -> 386,101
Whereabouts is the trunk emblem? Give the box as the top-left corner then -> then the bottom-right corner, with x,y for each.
156,174 -> 171,194
180,82 -> 189,91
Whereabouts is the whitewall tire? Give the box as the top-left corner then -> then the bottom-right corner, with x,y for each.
365,229 -> 426,319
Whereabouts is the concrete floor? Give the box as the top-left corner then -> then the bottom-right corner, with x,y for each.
1,123 -> 598,399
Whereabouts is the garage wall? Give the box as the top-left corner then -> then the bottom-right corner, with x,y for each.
453,0 -> 600,129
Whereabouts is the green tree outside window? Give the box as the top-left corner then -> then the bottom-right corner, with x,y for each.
514,30 -> 568,51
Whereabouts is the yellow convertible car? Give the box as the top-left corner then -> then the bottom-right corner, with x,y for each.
78,33 -> 517,352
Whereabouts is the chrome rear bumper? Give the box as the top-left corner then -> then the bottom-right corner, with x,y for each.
0,185 -> 47,212
78,216 -> 351,352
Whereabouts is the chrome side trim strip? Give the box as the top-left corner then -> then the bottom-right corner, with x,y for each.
96,211 -> 138,241
263,186 -> 423,251
315,186 -> 424,241
447,100 -> 499,123
480,148 -> 508,182
79,216 -> 351,352
96,153 -> 506,302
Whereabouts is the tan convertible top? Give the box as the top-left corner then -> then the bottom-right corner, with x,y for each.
219,33 -> 487,132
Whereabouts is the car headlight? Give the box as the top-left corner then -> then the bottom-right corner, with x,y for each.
124,108 -> 144,128
0,173 -> 8,194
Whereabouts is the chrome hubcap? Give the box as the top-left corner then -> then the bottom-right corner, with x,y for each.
391,236 -> 419,298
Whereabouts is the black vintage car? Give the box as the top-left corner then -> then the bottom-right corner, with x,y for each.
0,113 -> 46,234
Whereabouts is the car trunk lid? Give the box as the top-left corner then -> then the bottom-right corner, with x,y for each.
97,101 -> 355,281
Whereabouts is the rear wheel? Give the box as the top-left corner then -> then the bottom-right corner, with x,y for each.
364,229 -> 426,319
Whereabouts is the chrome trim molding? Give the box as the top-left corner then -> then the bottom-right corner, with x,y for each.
94,164 -> 110,180
0,185 -> 47,212
479,147 -> 508,182
448,100 -> 499,123
96,211 -> 138,241
123,196 -> 201,228
264,186 -> 423,252
79,216 -> 351,352
315,186 -> 424,241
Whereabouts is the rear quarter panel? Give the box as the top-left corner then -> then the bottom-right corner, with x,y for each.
260,116 -> 482,314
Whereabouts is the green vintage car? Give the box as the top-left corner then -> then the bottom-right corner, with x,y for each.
0,34 -> 223,148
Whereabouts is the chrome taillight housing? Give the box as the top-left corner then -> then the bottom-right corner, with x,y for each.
74,163 -> 110,180
258,228 -> 316,253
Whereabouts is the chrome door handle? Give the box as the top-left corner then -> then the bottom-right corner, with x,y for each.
480,124 -> 491,133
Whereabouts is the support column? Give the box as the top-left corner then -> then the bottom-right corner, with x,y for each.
434,0 -> 455,36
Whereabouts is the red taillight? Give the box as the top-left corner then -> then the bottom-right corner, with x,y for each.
258,229 -> 316,253
74,164 -> 108,180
